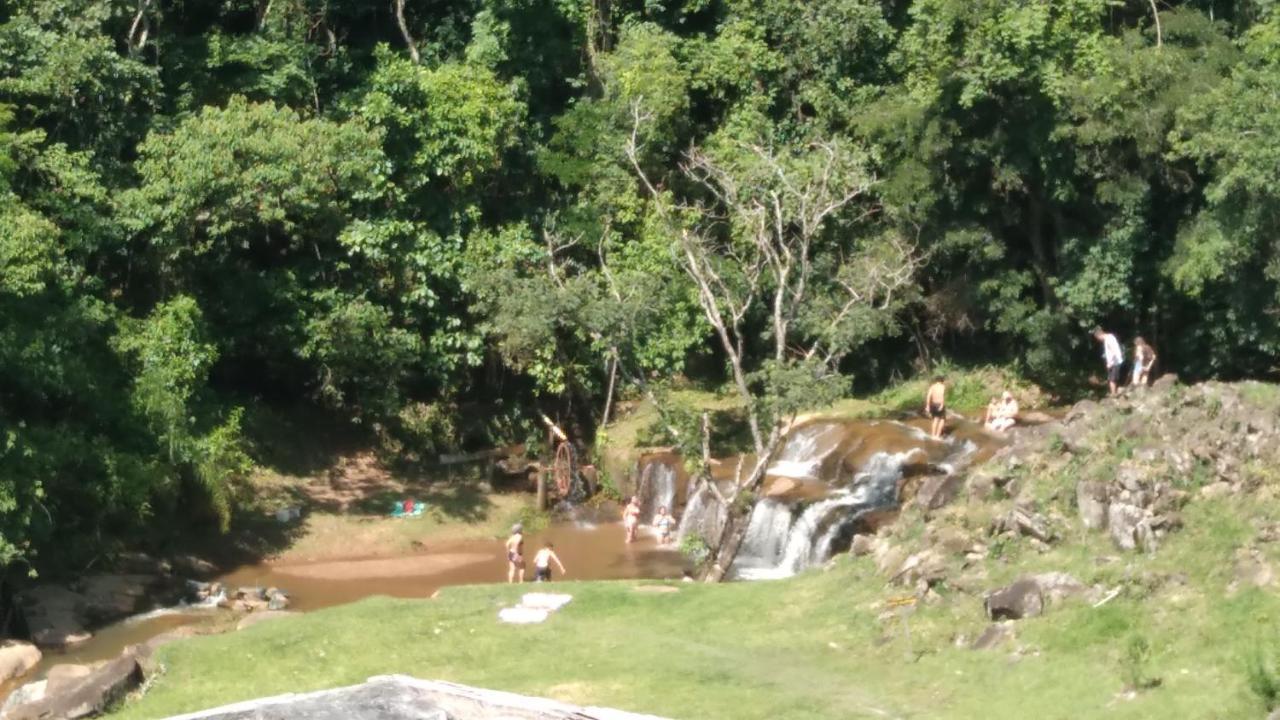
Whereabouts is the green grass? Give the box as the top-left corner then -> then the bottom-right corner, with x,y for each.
118,501 -> 1275,720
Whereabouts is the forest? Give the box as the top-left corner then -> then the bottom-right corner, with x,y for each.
2,0 -> 1279,574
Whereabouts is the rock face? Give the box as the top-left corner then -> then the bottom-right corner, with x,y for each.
163,675 -> 671,720
78,574 -> 168,624
21,586 -> 91,649
4,650 -> 145,720
0,640 -> 41,682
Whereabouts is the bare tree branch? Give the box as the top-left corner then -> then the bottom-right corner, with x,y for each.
393,0 -> 420,64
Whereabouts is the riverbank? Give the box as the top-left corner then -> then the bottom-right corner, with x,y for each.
110,378 -> 1280,719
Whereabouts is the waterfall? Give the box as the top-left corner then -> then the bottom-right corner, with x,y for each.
766,423 -> 844,480
676,482 -> 726,545
733,449 -> 918,579
737,499 -> 794,566
639,461 -> 678,524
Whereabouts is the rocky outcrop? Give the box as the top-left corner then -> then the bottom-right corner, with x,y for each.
0,640 -> 41,682
166,675 -> 671,720
21,586 -> 91,649
78,574 -> 170,624
4,650 -> 146,720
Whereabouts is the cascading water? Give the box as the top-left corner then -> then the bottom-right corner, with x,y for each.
676,482 -> 726,545
732,500 -> 794,577
767,423 -> 844,480
638,460 -> 678,523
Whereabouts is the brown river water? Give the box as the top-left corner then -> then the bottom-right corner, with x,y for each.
15,518 -> 687,698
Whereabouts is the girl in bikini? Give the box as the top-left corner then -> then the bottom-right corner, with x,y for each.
505,524 -> 525,583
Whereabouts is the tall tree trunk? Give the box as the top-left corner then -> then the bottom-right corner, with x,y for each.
1026,193 -> 1057,308
393,0 -> 420,64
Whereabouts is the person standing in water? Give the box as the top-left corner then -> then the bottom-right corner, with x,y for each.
1132,337 -> 1157,388
505,524 -> 525,583
1093,328 -> 1124,396
533,542 -> 566,582
654,505 -> 675,545
925,376 -> 947,439
623,496 -> 641,544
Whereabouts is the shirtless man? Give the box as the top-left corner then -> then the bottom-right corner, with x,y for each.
925,376 -> 947,439
623,496 -> 641,544
532,542 -> 567,582
505,524 -> 525,583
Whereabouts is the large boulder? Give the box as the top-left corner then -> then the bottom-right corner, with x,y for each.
984,573 -> 1085,621
4,651 -> 145,720
1108,502 -> 1158,553
915,474 -> 964,512
172,554 -> 219,578
1076,480 -> 1109,530
0,640 -> 40,682
984,578 -> 1044,621
20,586 -> 91,649
77,574 -> 168,624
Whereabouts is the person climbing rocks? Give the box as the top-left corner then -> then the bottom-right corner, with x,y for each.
654,505 -> 675,545
623,496 -> 641,544
505,524 -> 525,583
532,542 -> 566,582
1132,337 -> 1157,388
925,376 -> 947,438
1093,328 -> 1124,396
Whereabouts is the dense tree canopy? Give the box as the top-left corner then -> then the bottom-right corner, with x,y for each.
2,0 -> 1278,571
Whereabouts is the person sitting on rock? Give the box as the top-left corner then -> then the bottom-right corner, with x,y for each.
985,392 -> 1019,432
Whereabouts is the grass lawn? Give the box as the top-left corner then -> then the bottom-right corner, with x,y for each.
117,498 -> 1273,720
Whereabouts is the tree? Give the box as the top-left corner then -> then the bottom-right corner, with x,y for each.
625,110 -> 922,579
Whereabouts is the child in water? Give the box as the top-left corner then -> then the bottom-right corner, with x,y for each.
533,542 -> 566,582
925,376 -> 947,439
654,506 -> 675,545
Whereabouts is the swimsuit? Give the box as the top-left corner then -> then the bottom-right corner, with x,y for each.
928,402 -> 945,419
507,537 -> 524,566
534,566 -> 552,582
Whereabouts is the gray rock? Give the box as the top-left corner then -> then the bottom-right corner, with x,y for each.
0,679 -> 46,716
20,585 -> 91,649
77,574 -> 166,624
161,675 -> 669,720
971,622 -> 1016,651
992,507 -> 1054,543
173,554 -> 219,577
984,579 -> 1044,621
849,534 -> 875,557
916,474 -> 964,512
4,651 -> 144,720
44,663 -> 95,696
0,640 -> 41,682
1077,481 -> 1109,530
1108,502 -> 1158,552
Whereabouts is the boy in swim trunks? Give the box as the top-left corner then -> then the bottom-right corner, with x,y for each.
505,524 -> 525,583
925,376 -> 947,439
533,542 -> 566,582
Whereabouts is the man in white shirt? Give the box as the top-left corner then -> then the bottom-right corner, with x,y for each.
1093,328 -> 1124,396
